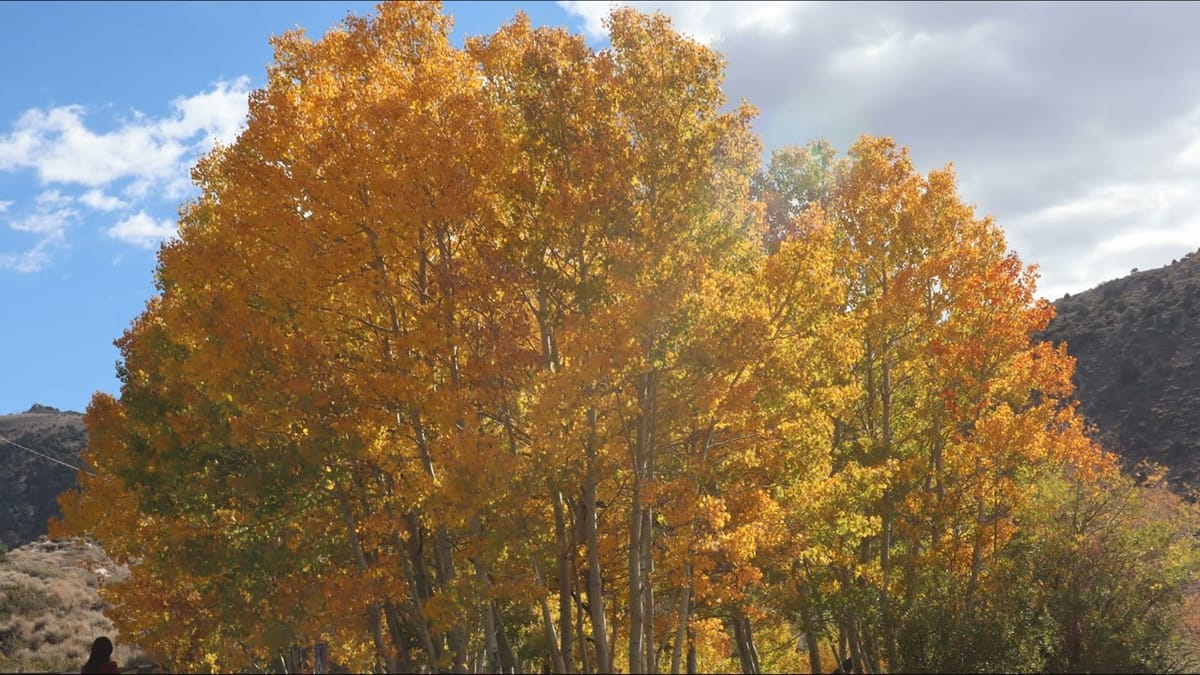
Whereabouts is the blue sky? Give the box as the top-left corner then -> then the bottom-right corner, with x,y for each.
4,1 -> 1200,415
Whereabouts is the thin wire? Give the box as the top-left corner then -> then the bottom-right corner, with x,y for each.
0,432 -> 85,473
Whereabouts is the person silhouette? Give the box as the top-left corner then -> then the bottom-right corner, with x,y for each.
81,636 -> 120,674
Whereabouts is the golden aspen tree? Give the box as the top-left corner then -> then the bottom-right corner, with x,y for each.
57,2 -> 523,671
759,135 -> 1120,673
468,15 -> 632,671
599,11 -> 763,673
472,9 -> 775,672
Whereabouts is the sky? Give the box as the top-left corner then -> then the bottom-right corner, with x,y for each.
2,1 -> 1199,415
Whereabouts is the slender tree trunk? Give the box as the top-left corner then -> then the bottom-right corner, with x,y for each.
577,576 -> 590,675
836,624 -> 847,669
798,576 -> 823,675
804,626 -> 823,675
842,599 -> 867,675
863,338 -> 877,437
730,612 -> 755,675
468,610 -> 482,675
366,603 -> 395,674
629,472 -> 645,674
480,578 -> 500,673
930,402 -> 945,547
435,532 -> 466,668
400,521 -> 442,667
409,407 -> 467,673
967,498 -> 986,611
382,601 -> 414,673
337,492 -> 395,672
629,370 -> 653,674
625,371 -> 661,672
903,539 -> 920,617
848,621 -> 866,675
533,556 -> 568,674
861,625 -> 881,674
642,508 -> 657,673
731,616 -> 747,673
570,500 -> 590,675
462,519 -> 498,674
443,551 -> 468,672
670,577 -> 692,675
584,407 -> 612,674
856,537 -> 879,675
555,493 -> 574,673
492,602 -> 518,675
744,614 -> 761,675
881,357 -> 892,455
537,293 -> 556,372
879,514 -> 894,668
643,372 -> 658,674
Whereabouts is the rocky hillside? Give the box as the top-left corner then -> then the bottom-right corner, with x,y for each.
0,410 -> 157,673
0,405 -> 85,549
1041,249 -> 1200,485
0,536 -> 139,673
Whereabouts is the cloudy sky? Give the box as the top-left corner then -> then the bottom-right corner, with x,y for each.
3,1 -> 1199,414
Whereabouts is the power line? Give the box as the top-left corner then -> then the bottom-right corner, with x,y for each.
0,433 -> 85,473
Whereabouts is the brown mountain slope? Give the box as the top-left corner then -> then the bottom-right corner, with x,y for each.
1041,250 -> 1200,484
0,536 -> 140,673
0,405 -> 85,549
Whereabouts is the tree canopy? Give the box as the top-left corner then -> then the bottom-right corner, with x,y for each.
53,2 -> 1200,673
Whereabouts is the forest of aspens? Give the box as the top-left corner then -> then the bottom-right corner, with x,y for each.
50,2 -> 1200,673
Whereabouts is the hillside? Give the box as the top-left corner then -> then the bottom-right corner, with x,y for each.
0,537 -> 141,673
0,405 -> 85,549
0,414 -> 156,673
1041,249 -> 1200,485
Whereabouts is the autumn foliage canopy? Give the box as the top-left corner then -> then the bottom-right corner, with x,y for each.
53,2 -> 1200,673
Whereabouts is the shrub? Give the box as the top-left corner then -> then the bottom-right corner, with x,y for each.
0,581 -> 51,617
893,467 -> 1200,673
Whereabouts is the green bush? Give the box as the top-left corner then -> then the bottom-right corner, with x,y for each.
892,467 -> 1200,673
0,581 -> 51,618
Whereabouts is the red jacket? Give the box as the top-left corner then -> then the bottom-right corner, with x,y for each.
81,660 -> 120,674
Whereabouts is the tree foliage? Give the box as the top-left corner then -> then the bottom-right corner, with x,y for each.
52,2 -> 1200,673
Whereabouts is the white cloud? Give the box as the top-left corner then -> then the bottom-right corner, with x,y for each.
558,0 -> 797,44
0,77 -> 252,267
79,189 -> 128,211
106,211 -> 177,249
1172,106 -> 1200,171
157,77 -> 253,147
0,113 -> 39,169
558,1 -> 619,41
1,191 -> 78,272
0,77 -> 251,191
1,105 -> 179,186
34,189 -> 72,209
828,20 -> 1021,87
0,233 -> 61,273
559,1 -> 1200,299
10,209 -> 76,235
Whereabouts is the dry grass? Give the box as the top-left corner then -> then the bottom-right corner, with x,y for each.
0,537 -> 151,673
